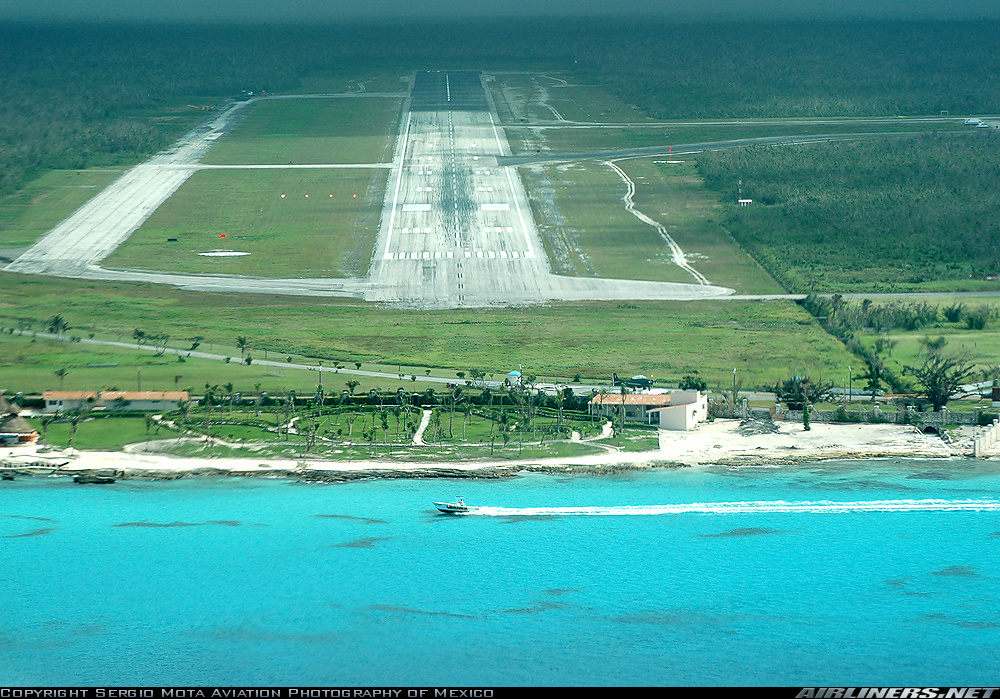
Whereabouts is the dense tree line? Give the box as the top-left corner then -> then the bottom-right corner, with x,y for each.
0,21 -> 577,196
696,133 -> 1000,291
4,19 -> 1000,197
583,20 -> 1000,119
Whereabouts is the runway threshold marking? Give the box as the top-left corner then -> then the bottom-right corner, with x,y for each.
382,250 -> 529,261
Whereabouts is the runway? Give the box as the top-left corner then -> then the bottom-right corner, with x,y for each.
364,71 -> 731,307
4,73 -> 734,307
365,71 -> 553,306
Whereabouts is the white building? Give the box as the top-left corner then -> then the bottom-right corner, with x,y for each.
648,391 -> 708,431
589,390 -> 708,430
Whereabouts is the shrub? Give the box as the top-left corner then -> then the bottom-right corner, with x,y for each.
679,375 -> 708,392
965,309 -> 989,330
943,303 -> 965,322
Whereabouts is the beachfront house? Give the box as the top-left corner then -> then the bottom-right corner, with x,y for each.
588,390 -> 708,431
648,391 -> 709,431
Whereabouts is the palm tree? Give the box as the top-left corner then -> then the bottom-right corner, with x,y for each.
203,384 -> 218,442
47,315 -> 69,335
236,336 -> 249,360
54,368 -> 69,390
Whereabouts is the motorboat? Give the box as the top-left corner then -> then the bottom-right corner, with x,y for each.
433,497 -> 470,514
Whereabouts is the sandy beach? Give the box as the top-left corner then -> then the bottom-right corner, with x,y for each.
2,419 -> 989,481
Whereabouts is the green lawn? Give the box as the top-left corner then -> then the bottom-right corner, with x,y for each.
26,415 -> 178,451
200,97 -> 402,165
102,169 -> 385,278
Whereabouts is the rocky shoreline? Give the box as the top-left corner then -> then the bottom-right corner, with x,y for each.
1,419 -> 992,484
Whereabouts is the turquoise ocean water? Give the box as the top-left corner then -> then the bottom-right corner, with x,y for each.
2,459 -> 1000,686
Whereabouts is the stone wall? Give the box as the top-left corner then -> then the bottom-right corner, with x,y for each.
711,400 -> 986,427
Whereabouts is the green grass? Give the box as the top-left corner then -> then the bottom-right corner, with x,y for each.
102,169 -> 385,278
595,430 -> 661,452
490,73 -> 659,125
522,159 -> 782,293
524,161 -> 693,285
201,97 -> 402,165
0,169 -> 124,250
37,405 -> 610,460
861,325 -> 1000,383
0,273 -> 856,393
0,332 -> 340,395
521,120 -> 966,156
26,415 -> 178,451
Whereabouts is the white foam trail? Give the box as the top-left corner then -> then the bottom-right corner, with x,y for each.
466,499 -> 1000,517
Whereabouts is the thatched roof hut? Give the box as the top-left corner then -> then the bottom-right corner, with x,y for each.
0,413 -> 39,445
0,393 -> 18,416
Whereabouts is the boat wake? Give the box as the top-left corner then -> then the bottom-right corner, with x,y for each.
468,499 -> 1000,517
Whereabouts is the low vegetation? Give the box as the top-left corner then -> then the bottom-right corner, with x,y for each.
199,97 -> 402,166
697,133 -> 1000,292
522,159 -> 783,293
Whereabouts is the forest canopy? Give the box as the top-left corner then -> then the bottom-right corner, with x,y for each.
3,19 -> 1000,195
696,132 -> 1000,292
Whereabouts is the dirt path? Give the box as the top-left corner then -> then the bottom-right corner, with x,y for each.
412,409 -> 432,446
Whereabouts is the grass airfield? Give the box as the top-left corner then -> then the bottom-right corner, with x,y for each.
102,168 -> 386,278
200,96 -> 402,165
